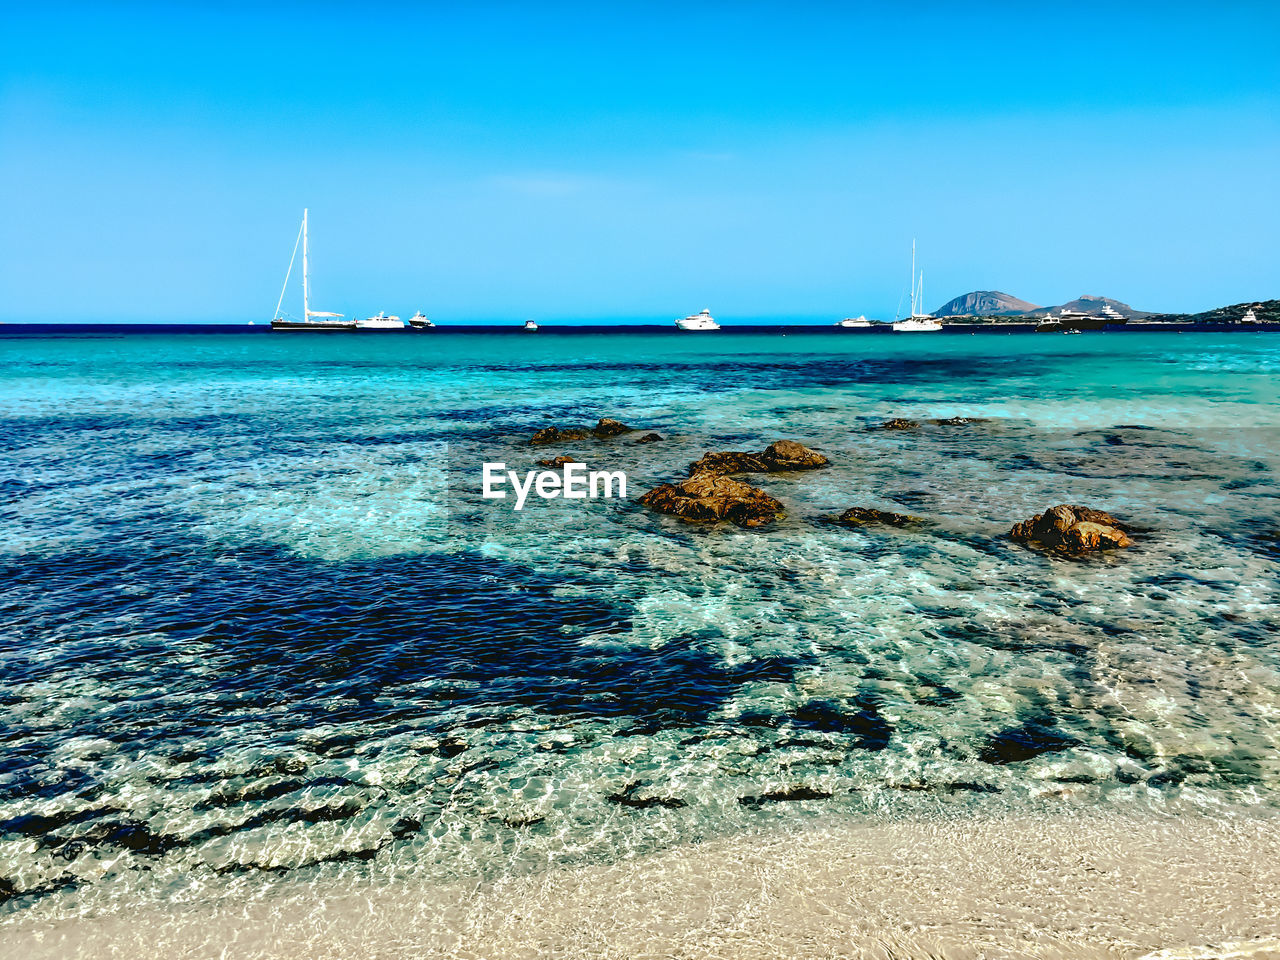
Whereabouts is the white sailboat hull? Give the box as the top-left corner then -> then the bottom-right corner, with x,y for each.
270,318 -> 356,331
892,317 -> 943,332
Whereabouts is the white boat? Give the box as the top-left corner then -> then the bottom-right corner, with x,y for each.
270,209 -> 355,331
358,312 -> 404,330
1242,308 -> 1259,324
676,308 -> 720,331
1039,304 -> 1126,331
836,315 -> 872,328
408,311 -> 434,329
523,320 -> 539,332
891,242 -> 942,332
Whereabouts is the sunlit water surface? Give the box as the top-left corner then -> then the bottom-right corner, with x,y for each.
1,328 -> 1278,923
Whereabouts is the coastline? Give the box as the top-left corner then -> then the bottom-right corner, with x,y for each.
8,810 -> 1280,960
1,321 -> 1279,337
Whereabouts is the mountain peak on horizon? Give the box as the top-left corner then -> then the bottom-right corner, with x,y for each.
933,290 -> 1041,317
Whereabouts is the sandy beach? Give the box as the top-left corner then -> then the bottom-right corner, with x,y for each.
7,811 -> 1280,960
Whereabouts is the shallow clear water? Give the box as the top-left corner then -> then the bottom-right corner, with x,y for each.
2,328 -> 1278,922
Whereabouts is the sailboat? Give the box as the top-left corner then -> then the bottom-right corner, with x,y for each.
892,241 -> 943,333
271,209 -> 355,331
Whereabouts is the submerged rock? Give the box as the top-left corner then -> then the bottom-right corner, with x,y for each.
634,432 -> 664,444
607,783 -> 687,809
979,722 -> 1079,765
871,416 -> 986,430
824,506 -> 925,528
739,785 -> 834,806
687,439 -> 829,476
530,418 -> 633,445
929,416 -> 988,426
592,417 -> 632,438
530,426 -> 589,446
686,451 -> 767,475
536,455 -> 581,468
1009,504 -> 1133,557
638,473 -> 784,528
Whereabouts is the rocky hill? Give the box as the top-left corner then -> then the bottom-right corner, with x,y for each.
1143,299 -> 1280,324
933,291 -> 1040,317
934,291 -> 1152,320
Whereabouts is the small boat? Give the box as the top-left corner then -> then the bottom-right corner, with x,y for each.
270,209 -> 356,331
408,312 -> 434,329
891,241 -> 942,332
1064,328 -> 1083,335
523,320 -> 539,332
836,315 -> 872,328
676,308 -> 720,331
358,312 -> 405,330
1242,308 -> 1259,324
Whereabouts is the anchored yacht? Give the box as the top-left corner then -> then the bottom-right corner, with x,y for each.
891,242 -> 942,332
676,309 -> 720,331
270,209 -> 355,331
836,315 -> 873,328
1242,308 -> 1259,324
358,312 -> 405,330
523,319 -> 539,332
1038,304 -> 1126,332
408,312 -> 434,329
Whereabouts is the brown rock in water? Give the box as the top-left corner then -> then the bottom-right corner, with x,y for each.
826,507 -> 924,528
536,455 -> 581,468
687,451 -> 768,475
530,426 -> 589,446
592,418 -> 632,438
1009,504 -> 1133,557
634,433 -> 664,444
687,440 -> 828,476
929,416 -> 988,426
760,440 -> 829,470
638,473 -> 784,528
874,418 -> 920,431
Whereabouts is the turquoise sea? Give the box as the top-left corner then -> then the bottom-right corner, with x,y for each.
2,328 -> 1279,924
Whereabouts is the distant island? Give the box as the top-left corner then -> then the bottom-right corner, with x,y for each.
932,291 -> 1277,325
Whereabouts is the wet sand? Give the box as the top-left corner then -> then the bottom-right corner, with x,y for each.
8,812 -> 1280,960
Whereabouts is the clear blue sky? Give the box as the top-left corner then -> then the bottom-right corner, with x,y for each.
2,1 -> 1277,323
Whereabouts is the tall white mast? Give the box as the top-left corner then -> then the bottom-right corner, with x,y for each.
302,208 -> 310,319
906,239 -> 916,317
